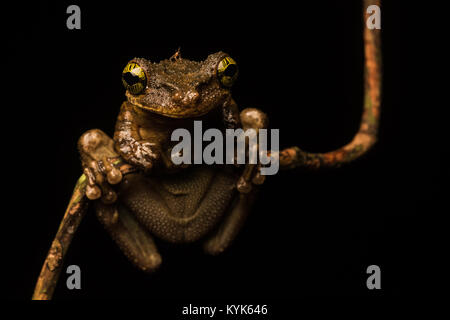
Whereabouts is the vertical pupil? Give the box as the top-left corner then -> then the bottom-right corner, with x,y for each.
224,64 -> 237,77
123,72 -> 140,85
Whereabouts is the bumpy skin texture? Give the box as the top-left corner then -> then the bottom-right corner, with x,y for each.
114,51 -> 241,172
119,167 -> 237,243
126,52 -> 235,119
77,52 -> 266,271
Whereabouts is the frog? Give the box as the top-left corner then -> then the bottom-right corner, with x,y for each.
76,51 -> 269,271
33,4 -> 382,297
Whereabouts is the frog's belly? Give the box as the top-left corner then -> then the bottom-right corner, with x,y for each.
119,166 -> 237,243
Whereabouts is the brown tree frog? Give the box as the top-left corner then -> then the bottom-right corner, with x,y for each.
77,51 -> 269,270
32,7 -> 381,297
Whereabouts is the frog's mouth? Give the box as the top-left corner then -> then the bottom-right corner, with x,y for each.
127,94 -> 213,119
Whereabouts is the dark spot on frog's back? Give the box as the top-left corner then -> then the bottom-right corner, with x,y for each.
118,166 -> 238,243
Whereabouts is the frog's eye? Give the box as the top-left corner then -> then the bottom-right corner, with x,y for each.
217,56 -> 238,87
122,62 -> 147,95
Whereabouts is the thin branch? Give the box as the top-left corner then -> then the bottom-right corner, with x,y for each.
32,160 -> 135,300
32,175 -> 88,300
280,0 -> 382,170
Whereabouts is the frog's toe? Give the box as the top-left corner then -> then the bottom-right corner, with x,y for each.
237,161 -> 269,194
102,156 -> 123,185
78,129 -> 122,203
84,167 -> 101,200
252,164 -> 266,185
83,161 -> 118,204
237,176 -> 252,193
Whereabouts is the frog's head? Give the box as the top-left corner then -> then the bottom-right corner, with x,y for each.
121,51 -> 238,118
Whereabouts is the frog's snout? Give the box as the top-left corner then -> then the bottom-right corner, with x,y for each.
172,89 -> 200,107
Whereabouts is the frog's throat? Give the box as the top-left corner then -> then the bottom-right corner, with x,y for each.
126,96 -> 212,119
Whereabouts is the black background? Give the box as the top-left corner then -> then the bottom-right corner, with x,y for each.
5,0 -> 444,304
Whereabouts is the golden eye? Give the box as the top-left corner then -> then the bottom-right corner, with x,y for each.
122,62 -> 147,95
217,56 -> 238,87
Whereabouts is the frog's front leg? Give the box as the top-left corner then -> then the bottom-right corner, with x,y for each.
222,100 -> 268,193
79,129 -> 161,271
114,102 -> 161,172
78,129 -> 124,203
222,98 -> 241,129
237,108 -> 269,193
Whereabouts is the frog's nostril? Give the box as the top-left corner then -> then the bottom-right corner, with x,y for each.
186,90 -> 199,103
173,90 -> 199,106
172,91 -> 183,102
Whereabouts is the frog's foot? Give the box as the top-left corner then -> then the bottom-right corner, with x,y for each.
204,190 -> 258,255
236,164 -> 266,193
236,108 -> 268,194
95,202 -> 162,272
78,129 -> 124,203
